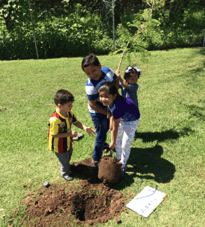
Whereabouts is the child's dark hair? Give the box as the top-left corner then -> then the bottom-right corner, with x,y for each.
98,82 -> 125,100
124,66 -> 140,81
54,89 -> 74,106
81,53 -> 100,71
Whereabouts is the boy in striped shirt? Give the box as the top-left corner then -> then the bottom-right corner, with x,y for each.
48,89 -> 95,181
82,53 -> 118,166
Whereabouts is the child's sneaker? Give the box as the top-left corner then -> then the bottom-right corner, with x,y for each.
121,166 -> 127,177
91,159 -> 99,167
133,131 -> 137,140
116,158 -> 121,162
103,143 -> 109,153
63,175 -> 73,181
72,132 -> 84,141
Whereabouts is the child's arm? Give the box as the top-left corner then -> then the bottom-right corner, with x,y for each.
109,115 -> 114,131
115,69 -> 129,90
52,130 -> 78,138
73,121 -> 96,136
88,99 -> 107,115
107,110 -> 113,130
113,77 -> 119,89
109,118 -> 121,150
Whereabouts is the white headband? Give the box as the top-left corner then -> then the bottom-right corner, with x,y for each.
134,66 -> 141,72
125,66 -> 141,73
125,66 -> 132,73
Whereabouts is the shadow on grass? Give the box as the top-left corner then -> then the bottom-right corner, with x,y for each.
114,128 -> 192,190
114,144 -> 175,190
137,130 -> 179,142
186,104 -> 205,121
176,47 -> 205,82
129,145 -> 175,183
136,127 -> 193,142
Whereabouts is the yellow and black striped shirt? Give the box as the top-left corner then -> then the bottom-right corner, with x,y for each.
48,109 -> 77,153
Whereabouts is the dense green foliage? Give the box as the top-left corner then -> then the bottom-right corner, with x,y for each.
0,0 -> 205,59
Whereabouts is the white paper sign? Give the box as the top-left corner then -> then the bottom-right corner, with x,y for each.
126,186 -> 167,218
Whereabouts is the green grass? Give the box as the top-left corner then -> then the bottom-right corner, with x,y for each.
0,47 -> 205,227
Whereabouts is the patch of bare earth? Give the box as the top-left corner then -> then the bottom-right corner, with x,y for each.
17,157 -> 127,226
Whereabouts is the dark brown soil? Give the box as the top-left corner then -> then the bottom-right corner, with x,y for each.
17,157 -> 126,226
98,156 -> 122,184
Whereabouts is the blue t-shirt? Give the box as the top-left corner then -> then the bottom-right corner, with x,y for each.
85,67 -> 117,114
119,83 -> 139,107
108,97 -> 140,122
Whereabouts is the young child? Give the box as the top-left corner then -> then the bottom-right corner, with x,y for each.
48,89 -> 95,181
98,82 -> 140,175
82,53 -> 119,166
116,66 -> 141,108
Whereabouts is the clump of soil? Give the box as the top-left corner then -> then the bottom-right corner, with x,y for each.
17,157 -> 126,226
98,156 -> 122,184
71,157 -> 122,185
71,158 -> 99,183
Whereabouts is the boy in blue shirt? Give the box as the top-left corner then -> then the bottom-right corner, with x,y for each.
82,53 -> 118,166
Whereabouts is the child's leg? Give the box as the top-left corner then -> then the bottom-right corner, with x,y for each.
134,120 -> 139,139
121,119 -> 139,168
115,120 -> 124,160
91,113 -> 109,161
55,148 -> 73,177
133,121 -> 139,140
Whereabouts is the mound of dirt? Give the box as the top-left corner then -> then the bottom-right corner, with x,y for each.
16,157 -> 126,226
20,181 -> 125,226
98,156 -> 122,184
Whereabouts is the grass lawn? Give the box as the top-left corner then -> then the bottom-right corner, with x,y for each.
0,47 -> 205,226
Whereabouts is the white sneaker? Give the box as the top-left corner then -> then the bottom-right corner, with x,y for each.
63,175 -> 73,181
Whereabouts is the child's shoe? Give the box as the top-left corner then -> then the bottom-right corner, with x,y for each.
133,131 -> 137,140
63,175 -> 73,181
103,143 -> 109,153
121,166 -> 127,177
91,159 -> 99,167
72,132 -> 84,141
